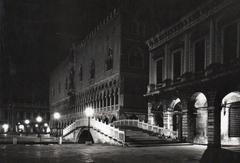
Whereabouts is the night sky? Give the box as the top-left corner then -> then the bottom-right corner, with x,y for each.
2,0 -> 208,104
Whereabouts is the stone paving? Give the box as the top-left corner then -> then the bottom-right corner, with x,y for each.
0,144 -> 207,163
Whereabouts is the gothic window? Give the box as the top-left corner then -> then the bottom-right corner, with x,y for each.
156,58 -> 163,84
90,59 -> 95,79
69,67 -> 74,89
172,49 -> 182,81
223,22 -> 238,64
194,39 -> 205,73
129,49 -> 143,68
79,64 -> 83,81
105,48 -> 113,71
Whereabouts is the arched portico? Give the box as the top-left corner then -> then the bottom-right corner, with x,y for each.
221,91 -> 240,145
189,92 -> 208,144
171,98 -> 182,139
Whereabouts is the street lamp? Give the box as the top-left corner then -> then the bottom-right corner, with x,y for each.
36,116 -> 42,139
24,119 -> 30,125
36,116 -> 43,123
2,124 -> 9,133
53,112 -> 61,137
84,107 -> 94,131
53,112 -> 62,144
24,119 -> 30,136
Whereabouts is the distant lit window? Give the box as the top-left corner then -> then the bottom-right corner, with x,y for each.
105,48 -> 113,71
156,58 -> 163,84
223,22 -> 238,64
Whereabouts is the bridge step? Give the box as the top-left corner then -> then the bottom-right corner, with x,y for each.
122,127 -> 180,147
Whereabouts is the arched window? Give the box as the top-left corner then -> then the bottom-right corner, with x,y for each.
105,48 -> 113,71
79,64 -> 83,81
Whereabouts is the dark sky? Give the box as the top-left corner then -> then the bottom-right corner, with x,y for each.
2,0 -> 208,103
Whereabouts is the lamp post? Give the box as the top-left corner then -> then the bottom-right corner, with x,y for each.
84,107 -> 94,131
36,116 -> 42,140
24,119 -> 30,136
53,112 -> 61,144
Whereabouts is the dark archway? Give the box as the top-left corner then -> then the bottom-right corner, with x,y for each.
78,129 -> 94,144
103,117 -> 109,124
111,116 -> 117,123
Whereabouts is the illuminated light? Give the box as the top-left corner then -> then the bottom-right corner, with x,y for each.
46,127 -> 51,133
53,112 -> 61,120
194,93 -> 207,108
36,116 -> 42,123
24,119 -> 30,125
2,124 -> 9,133
44,123 -> 48,127
35,124 -> 39,128
85,107 -> 94,117
19,124 -> 24,130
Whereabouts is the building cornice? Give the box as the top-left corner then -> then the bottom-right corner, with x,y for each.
146,0 -> 233,51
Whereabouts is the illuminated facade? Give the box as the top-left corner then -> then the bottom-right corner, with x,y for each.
49,9 -> 149,129
146,0 -> 240,146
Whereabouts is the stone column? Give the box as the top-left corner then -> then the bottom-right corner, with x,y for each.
184,33 -> 190,73
208,106 -> 221,148
148,102 -> 154,125
165,111 -> 173,130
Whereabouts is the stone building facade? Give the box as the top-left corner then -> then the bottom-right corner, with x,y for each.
49,9 -> 149,129
146,0 -> 240,146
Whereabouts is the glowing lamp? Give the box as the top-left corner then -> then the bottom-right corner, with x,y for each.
24,119 -> 30,125
2,124 -> 9,133
53,112 -> 61,120
36,116 -> 42,123
84,107 -> 94,117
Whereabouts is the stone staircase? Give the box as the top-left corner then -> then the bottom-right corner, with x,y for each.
122,127 -> 180,147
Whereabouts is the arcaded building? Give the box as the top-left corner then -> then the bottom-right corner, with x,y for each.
49,9 -> 149,128
146,0 -> 240,146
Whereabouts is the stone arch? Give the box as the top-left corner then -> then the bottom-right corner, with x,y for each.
77,128 -> 94,144
170,98 -> 182,139
221,91 -> 240,145
188,92 -> 208,144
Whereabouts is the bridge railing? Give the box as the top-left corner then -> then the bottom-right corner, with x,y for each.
112,119 -> 178,139
63,118 -> 125,144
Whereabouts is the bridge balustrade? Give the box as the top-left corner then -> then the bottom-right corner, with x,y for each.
112,119 -> 178,139
63,118 -> 125,143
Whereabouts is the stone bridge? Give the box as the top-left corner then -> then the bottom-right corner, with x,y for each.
62,118 -> 125,145
62,118 -> 178,146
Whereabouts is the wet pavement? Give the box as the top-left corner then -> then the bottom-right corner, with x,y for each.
0,144 -> 207,163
